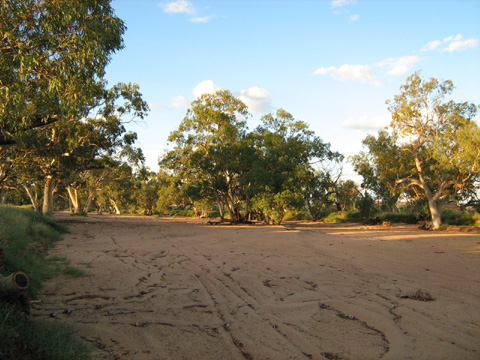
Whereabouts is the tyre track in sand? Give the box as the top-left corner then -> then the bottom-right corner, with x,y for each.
31,214 -> 480,360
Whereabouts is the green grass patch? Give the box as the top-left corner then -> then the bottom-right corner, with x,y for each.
0,206 -> 68,295
62,266 -> 89,278
0,304 -> 91,360
0,206 -> 92,360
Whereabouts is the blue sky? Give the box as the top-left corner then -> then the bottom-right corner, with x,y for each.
106,0 -> 480,179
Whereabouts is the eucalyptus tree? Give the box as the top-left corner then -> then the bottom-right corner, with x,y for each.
251,109 -> 340,224
12,83 -> 147,214
351,130 -> 409,211
299,156 -> 347,221
163,90 -> 251,222
0,0 -> 125,145
356,72 -> 479,229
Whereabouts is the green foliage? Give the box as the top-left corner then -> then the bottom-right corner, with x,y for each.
0,0 -> 126,145
0,206 -> 88,296
163,90 -> 251,222
283,211 -> 311,221
0,206 -> 67,294
441,209 -> 480,226
322,211 -> 350,223
375,212 -> 419,224
356,192 -> 376,219
62,266 -> 89,278
351,130 -> 406,210
0,303 -> 91,360
0,206 -> 92,359
253,190 -> 301,224
355,71 -> 480,229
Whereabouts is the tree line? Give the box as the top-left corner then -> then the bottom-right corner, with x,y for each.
1,0 -> 479,229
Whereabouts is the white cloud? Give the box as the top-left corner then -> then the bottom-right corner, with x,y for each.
193,80 -> 222,98
171,95 -> 189,108
442,37 -> 478,52
342,114 -> 391,131
149,103 -> 167,110
443,34 -> 461,43
422,34 -> 478,53
375,55 -> 420,75
350,14 -> 359,21
331,0 -> 357,8
238,86 -> 271,114
313,64 -> 381,86
421,40 -> 442,52
189,15 -> 214,23
162,0 -> 195,15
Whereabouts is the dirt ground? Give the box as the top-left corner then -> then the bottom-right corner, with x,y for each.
31,214 -> 480,360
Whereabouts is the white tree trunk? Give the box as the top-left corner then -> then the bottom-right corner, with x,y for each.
23,185 -> 39,212
67,186 -> 81,214
110,198 -> 122,214
428,198 -> 442,230
42,175 -> 55,215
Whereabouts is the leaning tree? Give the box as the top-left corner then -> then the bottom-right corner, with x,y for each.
357,71 -> 479,229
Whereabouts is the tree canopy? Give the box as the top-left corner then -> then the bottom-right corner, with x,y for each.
0,0 -> 125,144
355,71 -> 479,229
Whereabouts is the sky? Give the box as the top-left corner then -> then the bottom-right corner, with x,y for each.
105,0 -> 480,180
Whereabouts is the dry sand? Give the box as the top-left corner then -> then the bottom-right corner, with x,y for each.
31,214 -> 480,360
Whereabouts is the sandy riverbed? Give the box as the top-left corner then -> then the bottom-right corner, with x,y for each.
31,214 -> 480,360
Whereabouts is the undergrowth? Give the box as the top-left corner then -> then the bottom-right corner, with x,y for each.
0,206 -> 92,360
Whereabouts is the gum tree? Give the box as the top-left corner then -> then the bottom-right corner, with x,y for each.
363,72 -> 479,229
0,0 -> 126,145
251,109 -> 340,224
163,90 -> 251,222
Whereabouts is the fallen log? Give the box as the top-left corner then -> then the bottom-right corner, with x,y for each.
0,271 -> 31,313
0,270 -> 30,297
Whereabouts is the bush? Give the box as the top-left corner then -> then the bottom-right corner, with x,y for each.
323,211 -> 349,223
356,192 -> 376,219
376,212 -> 419,224
283,211 -> 310,221
441,209 -> 480,226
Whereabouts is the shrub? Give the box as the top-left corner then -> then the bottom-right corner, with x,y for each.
376,212 -> 419,224
283,211 -> 310,221
323,211 -> 349,223
356,192 -> 376,219
441,209 -> 480,226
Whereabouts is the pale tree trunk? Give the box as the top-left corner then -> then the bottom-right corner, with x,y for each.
192,205 -> 200,217
304,196 -> 317,221
225,191 -> 241,222
66,186 -> 82,214
109,198 -> 122,215
94,199 -> 103,214
215,191 -> 225,221
42,175 -> 55,215
23,185 -> 39,212
428,197 -> 442,229
414,157 -> 445,230
83,193 -> 95,214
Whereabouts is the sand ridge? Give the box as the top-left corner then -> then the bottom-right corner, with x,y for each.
31,214 -> 480,360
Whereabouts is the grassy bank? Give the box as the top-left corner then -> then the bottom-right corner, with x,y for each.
0,206 -> 91,360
